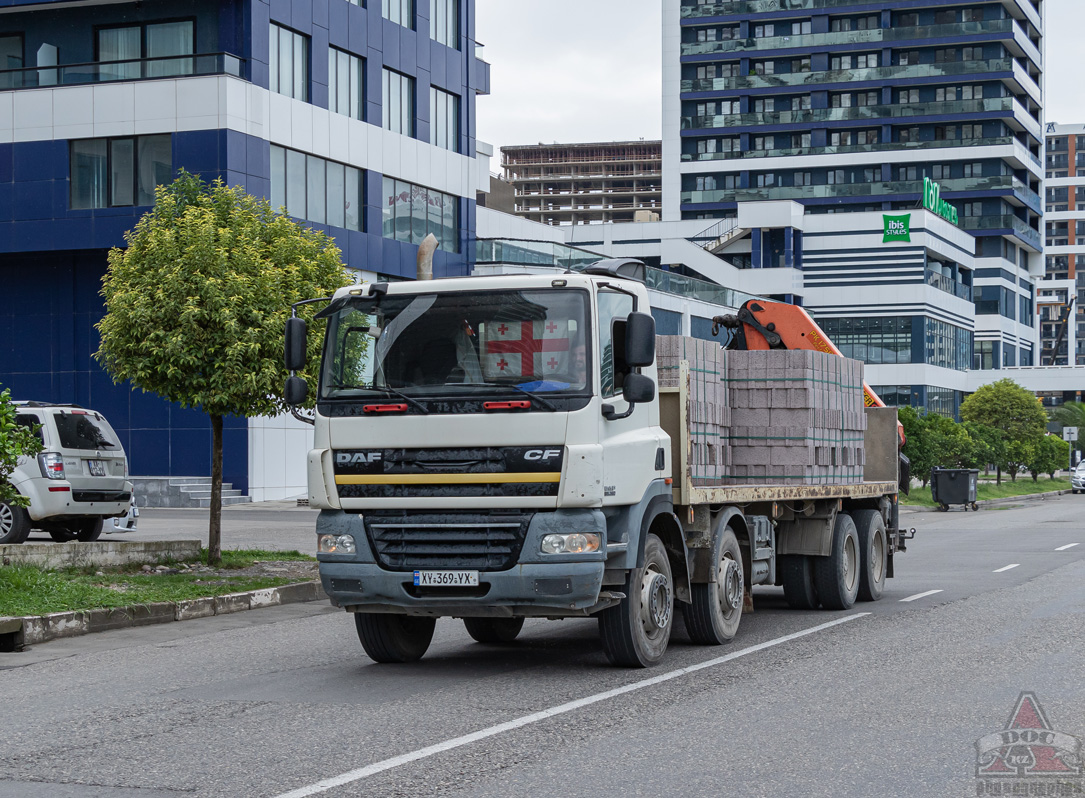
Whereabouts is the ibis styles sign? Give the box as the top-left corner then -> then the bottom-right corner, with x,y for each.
922,177 -> 958,225
883,214 -> 911,242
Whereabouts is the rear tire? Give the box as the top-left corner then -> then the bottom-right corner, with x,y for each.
851,510 -> 887,602
682,526 -> 743,645
598,533 -> 673,667
0,501 -> 31,544
463,617 -> 524,644
75,519 -> 103,543
813,512 -> 860,610
48,528 -> 78,543
780,554 -> 819,610
354,613 -> 436,663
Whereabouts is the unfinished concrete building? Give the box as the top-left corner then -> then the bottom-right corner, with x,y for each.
501,140 -> 662,225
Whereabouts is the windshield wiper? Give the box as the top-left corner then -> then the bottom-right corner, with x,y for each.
507,384 -> 558,411
364,386 -> 430,414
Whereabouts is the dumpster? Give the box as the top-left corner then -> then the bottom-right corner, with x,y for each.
930,467 -> 979,511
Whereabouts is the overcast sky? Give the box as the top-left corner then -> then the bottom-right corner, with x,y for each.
475,0 -> 1082,158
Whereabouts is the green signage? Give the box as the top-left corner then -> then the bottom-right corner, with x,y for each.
883,214 -> 911,243
922,177 -> 959,225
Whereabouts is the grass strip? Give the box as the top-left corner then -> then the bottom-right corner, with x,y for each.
901,477 -> 1071,507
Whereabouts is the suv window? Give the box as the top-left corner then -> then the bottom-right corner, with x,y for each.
49,412 -> 120,450
16,413 -> 43,442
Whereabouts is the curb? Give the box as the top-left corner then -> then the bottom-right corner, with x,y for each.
0,581 -> 326,651
904,488 -> 1073,513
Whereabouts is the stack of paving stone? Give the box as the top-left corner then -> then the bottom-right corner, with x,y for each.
725,349 -> 867,485
656,335 -> 730,486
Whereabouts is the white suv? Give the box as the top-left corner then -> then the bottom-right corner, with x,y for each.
0,402 -> 134,544
1073,462 -> 1085,495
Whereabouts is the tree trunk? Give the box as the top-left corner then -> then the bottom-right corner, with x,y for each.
996,465 -> 1002,486
209,413 -> 223,566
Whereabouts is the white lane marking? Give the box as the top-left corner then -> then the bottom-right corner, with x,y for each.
994,564 -> 1020,573
1055,543 -> 1080,551
899,589 -> 944,602
271,613 -> 870,798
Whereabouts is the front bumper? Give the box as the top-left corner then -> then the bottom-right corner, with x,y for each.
316,508 -> 608,617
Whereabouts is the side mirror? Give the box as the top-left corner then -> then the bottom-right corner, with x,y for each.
285,317 -> 308,372
623,372 -> 655,404
624,312 -> 655,367
284,375 -> 308,406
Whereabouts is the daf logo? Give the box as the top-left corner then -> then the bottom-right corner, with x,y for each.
336,451 -> 382,465
524,449 -> 562,461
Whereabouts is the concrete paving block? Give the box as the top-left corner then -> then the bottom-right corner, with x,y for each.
214,592 -> 252,615
175,598 -> 217,621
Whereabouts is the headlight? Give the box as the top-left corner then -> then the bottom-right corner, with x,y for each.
38,452 -> 65,480
318,534 -> 356,554
540,533 -> 600,554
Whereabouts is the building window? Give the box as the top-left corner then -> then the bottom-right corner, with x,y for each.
98,21 -> 194,80
383,68 -> 414,135
429,86 -> 459,152
328,47 -> 363,120
0,34 -> 23,70
269,24 -> 309,101
381,177 -> 459,253
818,317 -> 913,365
383,0 -> 414,29
270,146 -> 363,231
430,0 -> 459,49
70,135 -> 172,210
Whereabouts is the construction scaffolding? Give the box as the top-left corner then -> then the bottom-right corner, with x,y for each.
501,140 -> 662,226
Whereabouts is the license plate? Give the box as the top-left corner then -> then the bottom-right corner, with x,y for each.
413,570 -> 479,587
88,460 -> 107,477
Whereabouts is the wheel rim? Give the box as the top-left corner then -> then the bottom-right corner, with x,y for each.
639,567 -> 672,641
871,529 -> 885,582
718,554 -> 742,618
0,503 -> 12,536
844,534 -> 858,593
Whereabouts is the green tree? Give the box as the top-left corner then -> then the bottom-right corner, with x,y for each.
960,379 -> 1047,485
0,387 -> 43,507
1025,434 -> 1069,481
96,172 -> 352,564
924,413 -> 975,469
962,422 -> 1004,474
1051,400 -> 1085,460
899,406 -> 934,487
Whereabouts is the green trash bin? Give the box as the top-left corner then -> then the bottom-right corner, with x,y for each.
930,467 -> 979,511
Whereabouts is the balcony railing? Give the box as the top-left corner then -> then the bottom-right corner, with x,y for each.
682,136 -> 1035,163
926,269 -> 973,301
681,20 -> 1017,57
0,52 -> 245,90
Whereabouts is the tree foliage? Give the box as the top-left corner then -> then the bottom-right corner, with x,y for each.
0,387 -> 43,507
1027,434 -> 1070,482
95,172 -> 352,562
1051,400 -> 1085,459
960,379 -> 1047,484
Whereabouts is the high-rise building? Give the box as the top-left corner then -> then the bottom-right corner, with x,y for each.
0,0 -> 489,499
662,0 -> 1044,413
1042,123 -> 1085,366
501,140 -> 662,225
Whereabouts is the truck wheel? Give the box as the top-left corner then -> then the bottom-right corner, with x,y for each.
682,526 -> 743,645
851,510 -> 886,602
598,533 -> 673,667
780,555 -> 819,610
813,513 -> 860,611
463,617 -> 524,644
0,501 -> 31,544
75,519 -> 104,543
354,613 -> 436,663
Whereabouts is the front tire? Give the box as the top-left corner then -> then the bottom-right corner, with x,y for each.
354,613 -> 436,663
598,533 -> 673,667
463,617 -> 524,644
0,501 -> 31,544
683,526 -> 743,645
851,510 -> 887,602
813,512 -> 860,610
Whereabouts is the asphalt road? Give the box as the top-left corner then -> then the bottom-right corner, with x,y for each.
2,496 -> 1083,798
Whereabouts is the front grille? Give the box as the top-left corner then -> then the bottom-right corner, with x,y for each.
365,511 -> 532,571
72,491 -> 131,503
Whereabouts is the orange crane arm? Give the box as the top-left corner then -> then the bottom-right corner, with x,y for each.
714,299 -> 905,447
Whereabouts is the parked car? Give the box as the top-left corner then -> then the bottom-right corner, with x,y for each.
0,402 -> 133,544
1073,462 -> 1085,495
107,494 -> 140,534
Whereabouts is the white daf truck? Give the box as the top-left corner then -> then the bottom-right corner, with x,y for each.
284,259 -> 908,667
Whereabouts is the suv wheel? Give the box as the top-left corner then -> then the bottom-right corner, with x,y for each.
75,519 -> 104,542
0,500 -> 31,544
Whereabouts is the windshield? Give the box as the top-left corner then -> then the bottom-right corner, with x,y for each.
320,288 -> 590,400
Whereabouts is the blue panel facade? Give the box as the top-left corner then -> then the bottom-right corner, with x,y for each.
0,0 -> 483,485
